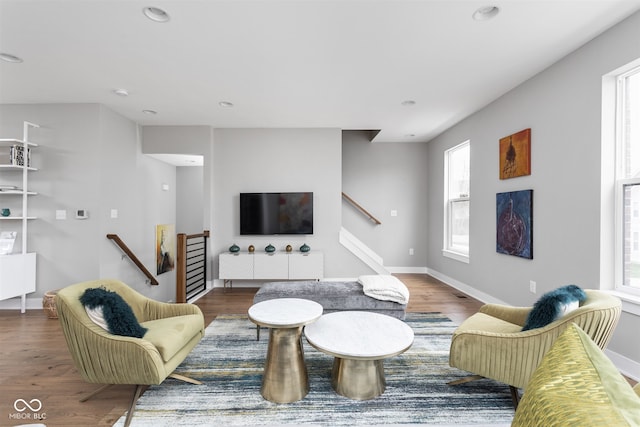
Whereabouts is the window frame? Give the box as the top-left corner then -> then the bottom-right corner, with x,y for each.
614,64 -> 640,298
443,140 -> 470,263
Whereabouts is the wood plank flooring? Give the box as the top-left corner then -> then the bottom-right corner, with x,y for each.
0,273 -> 633,426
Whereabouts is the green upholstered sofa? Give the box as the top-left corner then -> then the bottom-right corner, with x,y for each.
512,323 -> 640,426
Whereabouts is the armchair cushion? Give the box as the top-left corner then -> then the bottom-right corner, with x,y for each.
522,285 -> 587,331
512,323 -> 640,426
141,314 -> 205,362
80,287 -> 148,338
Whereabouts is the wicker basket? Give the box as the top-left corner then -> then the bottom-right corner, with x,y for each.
42,290 -> 59,319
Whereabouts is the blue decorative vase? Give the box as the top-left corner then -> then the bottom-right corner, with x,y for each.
265,244 -> 275,253
229,244 -> 240,253
0,208 -> 10,217
300,243 -> 310,253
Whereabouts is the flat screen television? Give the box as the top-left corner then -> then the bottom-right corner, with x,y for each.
240,192 -> 313,235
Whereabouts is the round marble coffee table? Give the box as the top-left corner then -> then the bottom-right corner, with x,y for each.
304,311 -> 414,400
248,298 -> 323,403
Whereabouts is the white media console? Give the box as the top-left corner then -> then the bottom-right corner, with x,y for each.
219,252 -> 323,288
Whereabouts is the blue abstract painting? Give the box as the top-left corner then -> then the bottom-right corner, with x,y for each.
496,190 -> 533,259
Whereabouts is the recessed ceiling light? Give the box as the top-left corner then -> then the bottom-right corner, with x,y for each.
143,7 -> 170,23
472,6 -> 500,21
219,101 -> 234,108
113,88 -> 129,97
0,53 -> 23,63
142,109 -> 157,115
404,134 -> 416,138
401,100 -> 416,107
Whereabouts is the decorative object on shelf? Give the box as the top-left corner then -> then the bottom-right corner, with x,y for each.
1,208 -> 10,217
248,245 -> 255,253
265,244 -> 275,253
499,128 -> 531,179
300,243 -> 310,253
496,189 -> 533,259
0,231 -> 17,254
229,244 -> 240,253
10,144 -> 31,167
285,244 -> 292,253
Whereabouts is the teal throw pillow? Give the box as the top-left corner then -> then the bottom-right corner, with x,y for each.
80,286 -> 147,338
522,284 -> 587,331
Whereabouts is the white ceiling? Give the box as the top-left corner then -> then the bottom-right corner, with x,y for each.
2,0 -> 640,146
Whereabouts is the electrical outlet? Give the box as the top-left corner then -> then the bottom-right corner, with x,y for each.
529,280 -> 536,294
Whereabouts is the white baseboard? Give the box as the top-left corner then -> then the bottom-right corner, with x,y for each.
387,266 -> 429,274
0,296 -> 42,311
605,349 -> 640,382
426,267 -> 508,305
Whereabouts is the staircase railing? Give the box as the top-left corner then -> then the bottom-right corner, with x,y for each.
106,234 -> 159,286
176,230 -> 209,303
341,192 -> 382,225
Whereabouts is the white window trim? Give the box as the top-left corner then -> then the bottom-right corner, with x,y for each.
443,140 -> 470,263
607,59 -> 640,314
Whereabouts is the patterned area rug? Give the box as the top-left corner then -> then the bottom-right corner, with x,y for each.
115,313 -> 515,426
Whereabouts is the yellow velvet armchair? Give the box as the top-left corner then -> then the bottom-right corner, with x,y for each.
448,290 -> 621,406
56,279 -> 205,427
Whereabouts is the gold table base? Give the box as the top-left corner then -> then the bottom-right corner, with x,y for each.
331,357 -> 386,400
261,326 -> 309,403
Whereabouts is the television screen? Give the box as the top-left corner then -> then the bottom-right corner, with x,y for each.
240,192 -> 313,235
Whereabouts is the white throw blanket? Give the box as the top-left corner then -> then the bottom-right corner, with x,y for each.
358,275 -> 410,304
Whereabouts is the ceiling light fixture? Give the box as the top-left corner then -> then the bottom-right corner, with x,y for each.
142,109 -> 158,115
143,7 -> 170,23
219,101 -> 234,108
113,88 -> 129,97
472,6 -> 500,21
401,100 -> 416,107
0,53 -> 23,63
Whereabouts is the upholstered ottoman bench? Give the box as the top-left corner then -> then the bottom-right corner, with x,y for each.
252,277 -> 408,340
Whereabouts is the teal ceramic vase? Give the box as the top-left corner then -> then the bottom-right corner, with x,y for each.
229,244 -> 240,253
265,244 -> 275,253
300,243 -> 310,253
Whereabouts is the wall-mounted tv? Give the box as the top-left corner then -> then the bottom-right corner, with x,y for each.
240,192 -> 313,235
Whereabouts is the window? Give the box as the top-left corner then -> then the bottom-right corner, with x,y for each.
443,140 -> 470,262
615,64 -> 640,296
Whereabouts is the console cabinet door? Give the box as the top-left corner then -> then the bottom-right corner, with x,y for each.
219,253 -> 253,279
253,253 -> 288,279
288,252 -> 323,280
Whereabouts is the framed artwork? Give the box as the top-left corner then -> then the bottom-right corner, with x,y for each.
156,224 -> 175,275
496,190 -> 533,259
499,128 -> 531,179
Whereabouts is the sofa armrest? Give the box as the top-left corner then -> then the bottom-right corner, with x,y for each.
479,304 -> 531,327
143,299 -> 204,321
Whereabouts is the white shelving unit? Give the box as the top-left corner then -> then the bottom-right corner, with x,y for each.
0,121 -> 39,313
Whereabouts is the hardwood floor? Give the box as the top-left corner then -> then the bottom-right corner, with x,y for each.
0,274 -> 633,426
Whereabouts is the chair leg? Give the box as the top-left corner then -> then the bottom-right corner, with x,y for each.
79,384 -> 113,402
509,386 -> 520,409
123,384 -> 144,427
169,373 -> 203,385
447,374 -> 484,386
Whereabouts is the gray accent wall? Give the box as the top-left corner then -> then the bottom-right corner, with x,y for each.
425,11 -> 640,369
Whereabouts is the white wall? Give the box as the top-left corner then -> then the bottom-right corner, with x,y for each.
176,166 -> 204,235
425,11 -> 640,373
342,130 -> 429,270
0,104 -> 177,305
